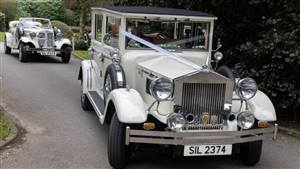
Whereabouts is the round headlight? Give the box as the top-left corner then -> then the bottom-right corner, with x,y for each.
167,113 -> 186,131
150,78 -> 173,101
237,111 -> 255,129
235,78 -> 258,100
29,32 -> 36,39
56,32 -> 62,40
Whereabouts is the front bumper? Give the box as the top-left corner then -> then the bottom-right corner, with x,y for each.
24,47 -> 62,52
125,123 -> 278,145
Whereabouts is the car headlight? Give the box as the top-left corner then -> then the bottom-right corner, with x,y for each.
150,77 -> 173,101
29,32 -> 36,39
237,111 -> 255,129
56,32 -> 62,40
167,113 -> 186,131
235,78 -> 258,100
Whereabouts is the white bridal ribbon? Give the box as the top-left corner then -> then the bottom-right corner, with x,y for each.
121,30 -> 202,70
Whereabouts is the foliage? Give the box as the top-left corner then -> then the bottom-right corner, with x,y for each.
115,0 -> 300,119
16,0 -> 64,21
0,112 -> 11,140
72,50 -> 90,60
0,0 -> 18,30
0,32 -> 4,42
0,12 -> 5,32
51,20 -> 74,39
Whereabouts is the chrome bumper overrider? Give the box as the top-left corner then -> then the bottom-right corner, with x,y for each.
125,123 -> 278,145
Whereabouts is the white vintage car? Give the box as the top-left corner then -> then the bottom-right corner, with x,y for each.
78,7 -> 278,169
4,17 -> 72,63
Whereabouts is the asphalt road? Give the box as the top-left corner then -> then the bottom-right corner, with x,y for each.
0,43 -> 299,169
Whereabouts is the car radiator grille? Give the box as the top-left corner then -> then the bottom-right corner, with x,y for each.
182,83 -> 226,126
38,32 -> 54,48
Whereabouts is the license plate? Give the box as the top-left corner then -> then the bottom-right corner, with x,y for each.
39,51 -> 56,56
184,144 -> 232,156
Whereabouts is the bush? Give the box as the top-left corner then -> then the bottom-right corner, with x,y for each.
51,20 -> 73,39
0,12 -> 5,31
16,0 -> 64,21
75,39 -> 89,50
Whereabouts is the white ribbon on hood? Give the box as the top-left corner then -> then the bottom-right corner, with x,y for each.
121,30 -> 202,70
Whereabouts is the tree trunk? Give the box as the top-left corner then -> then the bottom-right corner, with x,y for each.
79,6 -> 86,39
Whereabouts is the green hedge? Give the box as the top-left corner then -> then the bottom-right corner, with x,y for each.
16,0 -> 64,21
0,12 -> 5,32
51,20 -> 73,39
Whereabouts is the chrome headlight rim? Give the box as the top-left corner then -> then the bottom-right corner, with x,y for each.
237,110 -> 255,130
29,32 -> 36,39
235,77 -> 258,100
150,77 -> 173,101
167,113 -> 186,131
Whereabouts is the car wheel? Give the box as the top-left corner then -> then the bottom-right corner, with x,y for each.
240,140 -> 263,166
80,80 -> 93,110
108,113 -> 130,169
61,46 -> 71,63
4,36 -> 11,54
19,43 -> 27,62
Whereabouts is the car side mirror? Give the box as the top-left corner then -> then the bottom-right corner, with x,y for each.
84,32 -> 91,46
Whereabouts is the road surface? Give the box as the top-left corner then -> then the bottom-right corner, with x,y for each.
0,44 -> 299,169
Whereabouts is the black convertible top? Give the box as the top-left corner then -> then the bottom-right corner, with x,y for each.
101,6 -> 216,18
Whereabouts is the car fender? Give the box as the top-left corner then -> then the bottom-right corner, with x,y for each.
104,88 -> 148,124
5,32 -> 13,48
79,60 -> 96,93
232,90 -> 277,121
19,37 -> 38,48
55,38 -> 71,49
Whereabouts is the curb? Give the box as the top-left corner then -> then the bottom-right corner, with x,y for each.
0,110 -> 18,149
278,126 -> 300,138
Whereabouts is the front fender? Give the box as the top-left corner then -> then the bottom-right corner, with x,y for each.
55,38 -> 71,49
232,90 -> 277,121
105,88 -> 148,124
19,37 -> 38,48
80,60 -> 93,93
5,32 -> 12,47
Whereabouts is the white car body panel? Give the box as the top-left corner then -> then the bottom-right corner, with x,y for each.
104,88 -> 148,124
5,32 -> 13,48
55,38 -> 72,49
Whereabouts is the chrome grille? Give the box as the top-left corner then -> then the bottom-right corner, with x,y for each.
182,83 -> 226,125
38,32 -> 53,48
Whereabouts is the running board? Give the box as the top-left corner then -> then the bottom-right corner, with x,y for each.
86,91 -> 105,116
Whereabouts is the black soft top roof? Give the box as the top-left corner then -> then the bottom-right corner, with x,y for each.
101,6 -> 216,18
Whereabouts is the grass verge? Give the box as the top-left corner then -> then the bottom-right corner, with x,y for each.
0,112 -> 11,140
72,50 -> 89,60
0,32 -> 4,42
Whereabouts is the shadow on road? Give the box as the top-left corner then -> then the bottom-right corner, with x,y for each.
9,53 -> 64,64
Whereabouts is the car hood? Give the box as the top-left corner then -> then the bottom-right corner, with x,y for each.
137,54 -> 203,80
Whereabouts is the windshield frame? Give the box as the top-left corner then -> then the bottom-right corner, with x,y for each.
124,17 -> 212,52
19,18 -> 52,29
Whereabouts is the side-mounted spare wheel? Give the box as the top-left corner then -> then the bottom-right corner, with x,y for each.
4,36 -> 11,54
61,46 -> 72,63
108,113 -> 130,169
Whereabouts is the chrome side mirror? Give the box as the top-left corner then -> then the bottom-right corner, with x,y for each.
84,32 -> 91,46
214,51 -> 223,61
103,33 -> 111,45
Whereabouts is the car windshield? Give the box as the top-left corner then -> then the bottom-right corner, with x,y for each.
126,18 -> 210,50
20,18 -> 52,29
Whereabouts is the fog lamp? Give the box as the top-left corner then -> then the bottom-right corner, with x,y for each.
237,111 -> 255,129
167,113 -> 186,131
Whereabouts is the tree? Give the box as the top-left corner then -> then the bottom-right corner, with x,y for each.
76,0 -> 112,38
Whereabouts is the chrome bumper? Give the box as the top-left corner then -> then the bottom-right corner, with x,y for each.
125,123 -> 278,145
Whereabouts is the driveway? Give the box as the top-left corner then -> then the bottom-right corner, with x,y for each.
0,43 -> 299,169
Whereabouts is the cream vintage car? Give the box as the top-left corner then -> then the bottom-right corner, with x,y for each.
78,6 -> 278,169
4,17 -> 72,63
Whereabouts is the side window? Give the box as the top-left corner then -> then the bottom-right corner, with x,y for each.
104,16 -> 120,48
95,14 -> 103,42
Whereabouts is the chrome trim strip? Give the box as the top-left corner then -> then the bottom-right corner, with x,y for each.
125,125 -> 276,145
